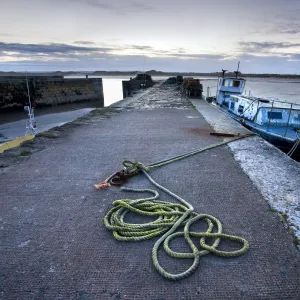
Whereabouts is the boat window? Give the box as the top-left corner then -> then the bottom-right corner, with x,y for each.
230,102 -> 235,110
238,105 -> 244,113
293,113 -> 300,121
233,81 -> 240,87
268,112 -> 282,119
223,79 -> 229,86
230,80 -> 240,88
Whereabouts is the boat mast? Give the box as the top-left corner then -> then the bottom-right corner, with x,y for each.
234,61 -> 240,78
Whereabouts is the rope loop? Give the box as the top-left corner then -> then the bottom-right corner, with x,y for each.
101,136 -> 254,280
122,160 -> 150,175
104,187 -> 249,280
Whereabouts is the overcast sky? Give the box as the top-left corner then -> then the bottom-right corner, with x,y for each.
0,0 -> 300,73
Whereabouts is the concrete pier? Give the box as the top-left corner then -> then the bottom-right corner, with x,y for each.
0,83 -> 300,299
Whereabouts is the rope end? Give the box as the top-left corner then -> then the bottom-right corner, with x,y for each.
95,181 -> 111,190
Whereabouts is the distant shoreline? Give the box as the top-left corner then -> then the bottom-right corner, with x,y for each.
1,71 -> 300,79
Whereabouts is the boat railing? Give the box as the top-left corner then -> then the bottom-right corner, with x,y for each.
262,98 -> 300,107
266,101 -> 274,132
243,89 -> 252,96
264,101 -> 300,135
284,103 -> 293,137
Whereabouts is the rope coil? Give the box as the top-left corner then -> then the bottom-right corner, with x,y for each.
101,135 -> 253,280
104,172 -> 249,281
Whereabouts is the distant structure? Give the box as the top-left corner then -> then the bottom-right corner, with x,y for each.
122,73 -> 154,98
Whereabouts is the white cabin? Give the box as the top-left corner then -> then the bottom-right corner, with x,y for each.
216,77 -> 246,106
229,95 -> 300,128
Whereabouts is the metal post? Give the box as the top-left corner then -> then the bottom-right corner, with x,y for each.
216,78 -> 220,99
25,77 -> 37,135
267,101 -> 274,132
284,104 -> 293,137
26,77 -> 32,112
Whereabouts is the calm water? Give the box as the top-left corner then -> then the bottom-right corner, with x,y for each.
66,75 -> 300,106
200,77 -> 300,104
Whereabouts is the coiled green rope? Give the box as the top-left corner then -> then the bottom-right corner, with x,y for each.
103,135 -> 252,280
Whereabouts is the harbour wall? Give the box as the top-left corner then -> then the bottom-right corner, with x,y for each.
0,76 -> 104,112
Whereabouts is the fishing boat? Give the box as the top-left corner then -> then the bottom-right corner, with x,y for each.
212,67 -> 300,159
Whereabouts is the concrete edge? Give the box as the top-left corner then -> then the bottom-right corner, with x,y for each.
0,86 -> 156,170
0,134 -> 35,153
191,99 -> 300,247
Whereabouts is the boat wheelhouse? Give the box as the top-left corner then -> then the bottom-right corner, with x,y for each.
216,77 -> 246,107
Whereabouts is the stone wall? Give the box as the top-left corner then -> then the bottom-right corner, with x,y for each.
122,74 -> 155,99
0,76 -> 104,111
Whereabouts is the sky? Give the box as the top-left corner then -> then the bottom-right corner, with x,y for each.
0,0 -> 300,73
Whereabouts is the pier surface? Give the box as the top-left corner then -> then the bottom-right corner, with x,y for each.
1,84 -> 300,299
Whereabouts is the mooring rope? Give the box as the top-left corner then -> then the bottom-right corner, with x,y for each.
101,134 -> 253,280
287,131 -> 300,157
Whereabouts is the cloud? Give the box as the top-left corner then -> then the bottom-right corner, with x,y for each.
0,41 -> 229,63
0,42 -> 111,54
130,2 -> 156,11
74,0 -> 156,14
239,42 -> 300,52
73,41 -> 96,45
275,27 -> 300,35
126,45 -> 155,51
85,1 -> 116,10
0,40 -> 235,73
3,40 -> 299,74
2,52 -> 299,74
264,9 -> 300,35
238,41 -> 300,61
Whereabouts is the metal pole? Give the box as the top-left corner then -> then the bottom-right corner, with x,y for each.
25,76 -> 37,135
216,78 -> 220,99
284,104 -> 293,137
26,77 -> 32,111
267,101 -> 274,132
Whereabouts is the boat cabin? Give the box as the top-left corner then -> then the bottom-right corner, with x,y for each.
229,95 -> 300,129
216,77 -> 246,106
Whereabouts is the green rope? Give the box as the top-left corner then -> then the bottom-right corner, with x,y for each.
103,135 -> 252,280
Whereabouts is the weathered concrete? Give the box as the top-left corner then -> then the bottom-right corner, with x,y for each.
0,76 -> 104,111
191,99 -> 300,244
1,85 -> 300,299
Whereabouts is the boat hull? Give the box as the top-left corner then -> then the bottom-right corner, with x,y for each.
244,123 -> 300,159
216,104 -> 300,160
